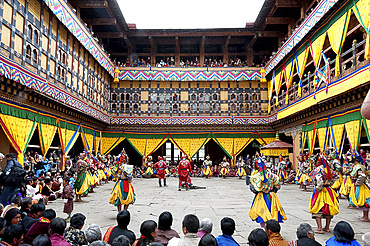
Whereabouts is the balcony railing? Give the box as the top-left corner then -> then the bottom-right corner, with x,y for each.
270,38 -> 368,113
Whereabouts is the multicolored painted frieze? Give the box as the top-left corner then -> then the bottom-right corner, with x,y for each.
110,116 -> 276,125
0,54 -> 110,123
43,0 -> 114,76
264,0 -> 339,75
118,70 -> 262,82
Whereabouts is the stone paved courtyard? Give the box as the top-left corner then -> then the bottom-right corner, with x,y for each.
48,177 -> 369,245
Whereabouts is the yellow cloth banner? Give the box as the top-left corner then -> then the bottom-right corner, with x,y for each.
38,123 -> 57,156
352,0 -> 370,60
145,138 -> 168,158
127,138 -> 147,156
332,124 -> 344,152
317,127 -> 328,152
307,130 -> 317,155
311,34 -> 326,66
59,129 -> 77,155
302,131 -> 308,151
95,132 -> 101,154
214,138 -> 234,158
297,47 -> 309,79
345,120 -> 361,150
284,61 -> 296,90
0,114 -> 37,165
327,10 -> 350,76
275,70 -> 283,95
101,137 -> 124,155
234,138 -> 254,157
170,138 -> 209,158
82,133 -> 94,152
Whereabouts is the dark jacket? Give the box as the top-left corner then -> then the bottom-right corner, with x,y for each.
297,236 -> 322,246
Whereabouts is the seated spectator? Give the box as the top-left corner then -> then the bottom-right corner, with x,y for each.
0,217 -> 6,238
295,223 -> 321,246
24,209 -> 56,244
247,229 -> 268,246
4,208 -> 22,226
168,214 -> 200,246
216,217 -> 239,246
21,203 -> 45,231
33,234 -> 51,246
265,220 -> 289,246
111,235 -> 130,246
198,218 -> 212,239
133,220 -> 157,246
90,241 -> 109,246
2,196 -> 22,217
1,224 -> 24,246
103,210 -> 136,245
49,218 -> 70,246
85,224 -> 102,244
155,211 -> 180,245
363,232 -> 370,246
64,213 -> 88,246
20,198 -> 32,214
326,221 -> 361,246
198,234 -> 218,246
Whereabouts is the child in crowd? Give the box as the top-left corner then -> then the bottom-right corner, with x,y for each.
62,177 -> 74,222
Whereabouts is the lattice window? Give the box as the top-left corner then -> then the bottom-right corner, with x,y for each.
112,94 -> 117,101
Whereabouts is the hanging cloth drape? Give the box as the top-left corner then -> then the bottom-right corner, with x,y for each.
145,136 -> 169,158
0,114 -> 37,165
331,124 -> 344,153
344,120 -> 362,151
213,137 -> 233,158
64,124 -> 81,156
295,45 -> 309,97
268,71 -> 275,113
352,0 -> 370,60
284,61 -> 295,104
101,137 -> 124,155
38,123 -> 57,156
310,34 -> 327,68
170,136 -> 210,159
307,129 -> 317,156
95,131 -> 101,154
81,127 -> 95,153
275,69 -> 284,96
327,10 -> 351,76
317,127 -> 328,152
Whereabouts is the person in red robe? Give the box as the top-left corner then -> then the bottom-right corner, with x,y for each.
154,156 -> 167,187
177,156 -> 191,191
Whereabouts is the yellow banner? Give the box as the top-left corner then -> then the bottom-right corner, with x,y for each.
234,138 -> 253,156
170,138 -> 209,159
145,138 -> 168,158
127,138 -> 147,156
332,124 -> 344,152
0,114 -> 37,165
353,0 -> 370,60
327,10 -> 350,76
59,129 -> 77,155
317,127 -> 328,152
260,148 -> 289,156
307,130 -> 317,155
345,120 -> 361,150
38,123 -> 57,156
311,33 -> 326,66
284,61 -> 295,90
214,138 -> 234,158
82,133 -> 95,152
275,70 -> 283,95
101,137 -> 124,155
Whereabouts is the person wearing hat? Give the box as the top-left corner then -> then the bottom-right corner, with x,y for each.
202,155 -> 213,178
349,153 -> 370,222
236,156 -> 246,179
154,156 -> 167,187
220,157 -> 230,179
144,156 -> 154,178
0,153 -> 23,206
177,155 -> 191,191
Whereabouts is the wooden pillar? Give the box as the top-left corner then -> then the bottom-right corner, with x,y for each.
223,35 -> 231,64
246,46 -> 253,67
149,36 -> 156,66
175,36 -> 180,67
200,36 -> 206,67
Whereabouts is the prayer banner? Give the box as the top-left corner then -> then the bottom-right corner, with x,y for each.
317,127 -> 328,152
345,120 -> 362,150
101,137 -> 124,155
38,123 -> 57,156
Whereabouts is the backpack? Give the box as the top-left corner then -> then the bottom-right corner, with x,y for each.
0,161 -> 27,187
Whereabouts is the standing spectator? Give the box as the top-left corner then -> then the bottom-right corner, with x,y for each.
41,178 -> 53,205
247,228 -> 269,246
216,217 -> 239,246
168,214 -> 200,246
85,224 -> 102,244
64,213 -> 88,246
155,211 -> 180,245
103,210 -> 136,245
0,153 -> 23,206
1,224 -> 24,246
197,218 -> 212,239
49,218 -> 71,246
264,220 -> 289,246
293,223 -> 321,246
326,221 -> 361,246
62,177 -> 74,222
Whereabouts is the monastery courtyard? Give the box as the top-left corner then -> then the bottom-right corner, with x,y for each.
48,177 -> 367,245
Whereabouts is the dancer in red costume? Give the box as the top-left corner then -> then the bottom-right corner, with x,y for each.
177,155 -> 191,191
154,156 -> 167,187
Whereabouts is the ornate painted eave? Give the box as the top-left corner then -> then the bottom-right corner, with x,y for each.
117,67 -> 262,82
264,0 -> 339,75
43,0 -> 115,77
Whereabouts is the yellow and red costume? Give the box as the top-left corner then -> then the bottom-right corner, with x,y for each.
154,156 -> 167,187
178,156 -> 191,191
